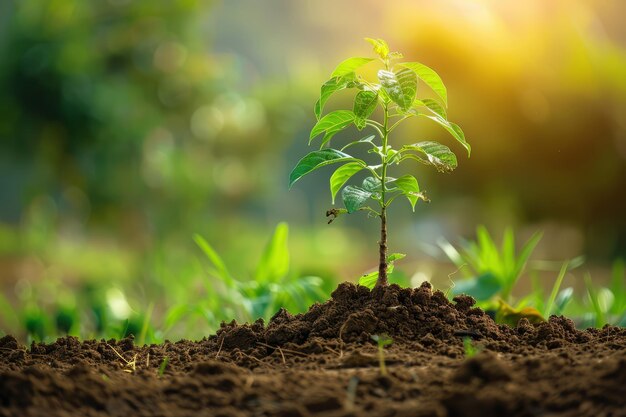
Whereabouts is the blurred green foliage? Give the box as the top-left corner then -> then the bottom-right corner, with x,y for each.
0,0 -> 334,342
191,223 -> 329,324
441,226 -> 626,327
442,226 -> 543,304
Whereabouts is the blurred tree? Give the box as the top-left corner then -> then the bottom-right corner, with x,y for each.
0,1 -> 219,227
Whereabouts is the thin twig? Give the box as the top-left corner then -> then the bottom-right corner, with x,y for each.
106,343 -> 137,373
215,335 -> 224,359
256,342 -> 308,357
338,323 -> 348,358
324,346 -> 341,356
234,351 -> 267,367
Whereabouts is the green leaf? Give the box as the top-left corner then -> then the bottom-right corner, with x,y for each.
358,253 -> 405,289
289,149 -> 360,187
310,110 -> 355,146
362,176 -> 396,195
330,162 -> 365,204
358,271 -> 378,289
193,234 -> 235,287
362,176 -> 381,193
511,231 -> 543,284
415,98 -> 447,119
393,175 -> 421,211
400,61 -> 448,107
610,259 -> 626,314
378,68 -> 417,111
330,57 -> 374,78
543,261 -> 569,317
401,141 -> 458,172
364,38 -> 389,59
353,90 -> 378,130
421,114 -> 471,157
451,272 -> 502,301
371,334 -> 393,346
554,287 -> 574,314
314,73 -> 358,119
387,253 -> 406,263
342,185 -> 372,213
254,223 -> 289,284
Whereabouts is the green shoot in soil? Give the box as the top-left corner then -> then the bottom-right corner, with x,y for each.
463,337 -> 479,358
192,223 -> 327,322
371,334 -> 393,376
158,356 -> 169,377
584,272 -> 608,328
290,38 -> 470,289
542,261 -> 570,319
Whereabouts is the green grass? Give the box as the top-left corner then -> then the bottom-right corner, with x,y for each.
1,223 -> 624,343
0,222 -> 331,343
440,226 -> 542,304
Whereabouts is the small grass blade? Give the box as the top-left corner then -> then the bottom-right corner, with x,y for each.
137,302 -> 154,346
543,261 -> 569,318
584,272 -> 606,328
158,357 -> 169,377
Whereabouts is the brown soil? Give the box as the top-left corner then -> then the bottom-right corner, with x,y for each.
2,282 -> 626,417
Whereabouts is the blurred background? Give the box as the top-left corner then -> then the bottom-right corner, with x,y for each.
1,0 -> 625,342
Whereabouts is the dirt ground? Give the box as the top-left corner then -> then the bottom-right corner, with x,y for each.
1,282 -> 626,417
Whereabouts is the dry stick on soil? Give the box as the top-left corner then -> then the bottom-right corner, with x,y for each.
255,342 -> 286,365
215,334 -> 224,359
324,346 -> 341,356
338,321 -> 350,358
106,343 -> 137,373
256,342 -> 308,359
234,351 -> 267,367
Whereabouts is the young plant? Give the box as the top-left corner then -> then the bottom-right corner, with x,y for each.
462,336 -> 480,358
190,223 -> 327,325
441,226 -> 543,304
158,356 -> 169,377
371,334 -> 393,376
289,38 -> 470,289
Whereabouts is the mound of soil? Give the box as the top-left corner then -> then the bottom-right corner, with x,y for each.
2,282 -> 626,417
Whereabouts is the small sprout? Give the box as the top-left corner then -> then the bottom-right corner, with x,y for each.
584,272 -> 611,328
158,356 -> 169,377
290,38 -> 469,289
463,337 -> 480,358
371,334 -> 393,376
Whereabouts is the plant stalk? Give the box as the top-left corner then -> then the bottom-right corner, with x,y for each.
375,102 -> 390,289
376,207 -> 388,288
